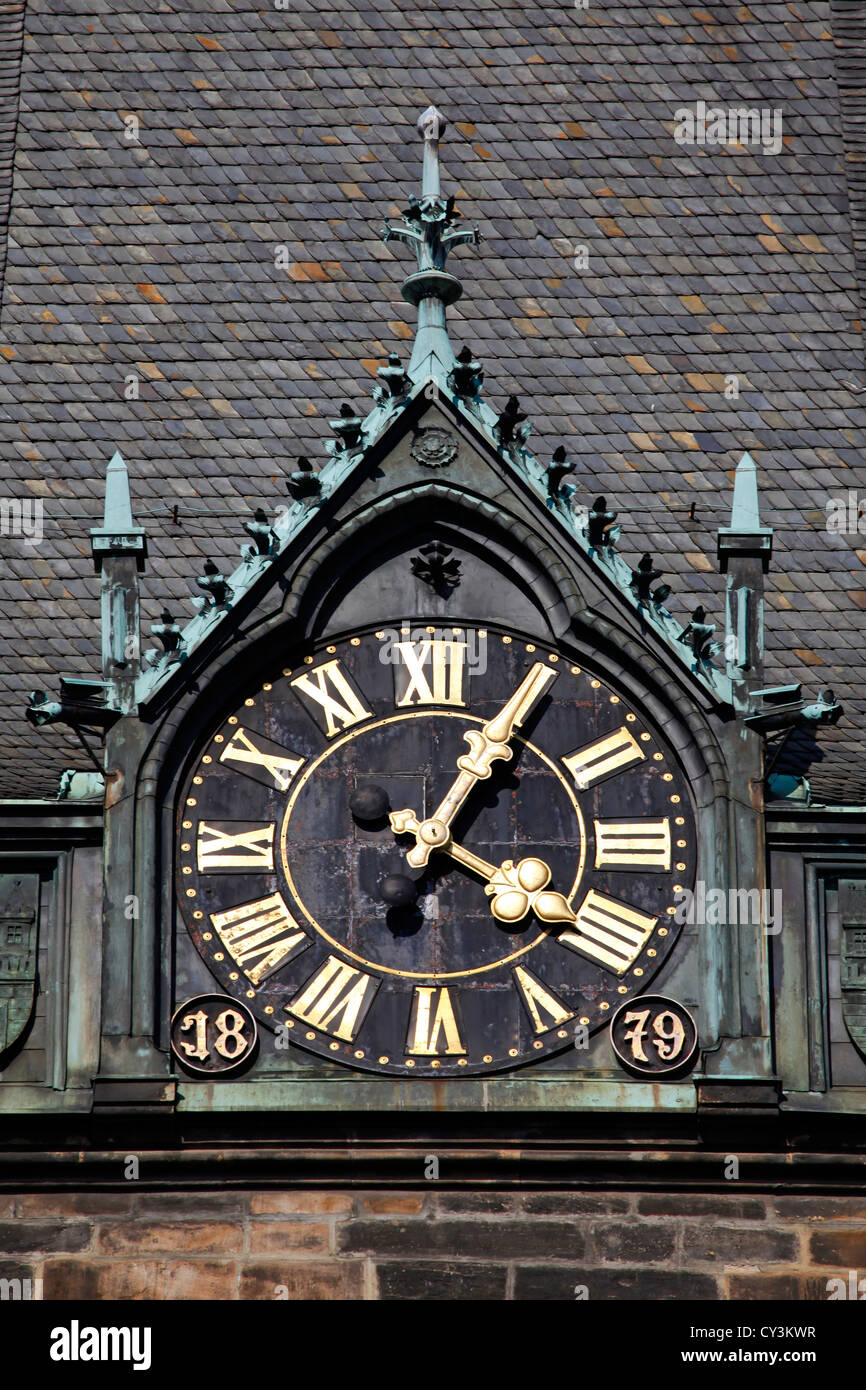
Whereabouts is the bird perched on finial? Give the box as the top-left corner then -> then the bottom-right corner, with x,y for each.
587,496 -> 619,549
448,345 -> 483,397
677,605 -> 716,662
196,560 -> 232,609
495,396 -> 531,447
630,553 -> 664,605
546,445 -> 571,499
287,456 -> 321,501
243,507 -> 274,557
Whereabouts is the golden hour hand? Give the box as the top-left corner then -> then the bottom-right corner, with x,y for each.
388,661 -> 558,869
388,807 -> 575,926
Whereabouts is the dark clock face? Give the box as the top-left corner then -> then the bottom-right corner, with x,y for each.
176,625 -> 697,1076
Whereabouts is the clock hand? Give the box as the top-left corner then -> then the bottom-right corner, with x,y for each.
389,660 -> 558,868
389,808 -> 575,926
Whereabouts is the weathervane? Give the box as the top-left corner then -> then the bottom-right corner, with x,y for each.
382,106 -> 481,378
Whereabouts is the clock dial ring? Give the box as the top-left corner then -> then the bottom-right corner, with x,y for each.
175,624 -> 698,1077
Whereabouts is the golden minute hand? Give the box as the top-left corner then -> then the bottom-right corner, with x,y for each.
390,661 -> 558,868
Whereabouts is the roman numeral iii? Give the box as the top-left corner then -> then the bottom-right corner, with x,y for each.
562,725 -> 645,790
196,822 -> 275,872
290,659 -> 372,737
557,890 -> 657,975
210,893 -> 310,986
594,818 -> 671,871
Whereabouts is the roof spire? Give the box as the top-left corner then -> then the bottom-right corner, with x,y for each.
382,106 -> 481,381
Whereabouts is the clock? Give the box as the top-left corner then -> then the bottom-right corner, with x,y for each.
176,624 -> 697,1076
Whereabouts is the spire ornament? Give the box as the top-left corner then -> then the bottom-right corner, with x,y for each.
382,106 -> 482,379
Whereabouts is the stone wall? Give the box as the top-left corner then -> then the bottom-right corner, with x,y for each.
1,1190 -> 865,1300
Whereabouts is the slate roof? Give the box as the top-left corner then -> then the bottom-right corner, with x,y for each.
1,0 -> 866,804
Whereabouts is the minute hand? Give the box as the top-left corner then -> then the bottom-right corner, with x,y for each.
392,661 -> 558,868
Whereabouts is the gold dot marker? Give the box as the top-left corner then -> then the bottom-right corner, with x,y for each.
483,1054 -> 493,1063
610,695 -> 619,704
265,1005 -> 274,1015
670,794 -> 681,804
244,698 -> 254,707
350,638 -> 361,646
246,990 -> 255,999
306,1030 -> 316,1040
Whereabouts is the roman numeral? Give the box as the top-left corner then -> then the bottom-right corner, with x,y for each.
210,893 -> 310,986
562,725 -> 645,790
290,659 -> 372,737
219,727 -> 306,792
196,822 -> 275,872
394,639 -> 467,707
406,986 -> 466,1055
557,889 -> 657,975
288,956 -> 378,1041
513,965 -> 574,1033
594,818 -> 671,871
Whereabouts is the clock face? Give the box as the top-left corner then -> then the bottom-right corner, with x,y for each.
176,625 -> 697,1076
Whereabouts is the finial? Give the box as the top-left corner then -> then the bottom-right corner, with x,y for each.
381,108 -> 482,380
90,448 -> 147,573
717,450 -> 773,573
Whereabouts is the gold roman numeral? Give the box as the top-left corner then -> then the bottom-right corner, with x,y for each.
513,965 -> 574,1033
557,889 -> 657,975
394,639 -> 467,707
562,725 -> 645,790
290,659 -> 372,737
219,727 -> 306,792
196,822 -> 275,872
406,986 -> 466,1055
594,818 -> 671,871
210,893 -> 310,986
288,955 -> 378,1041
